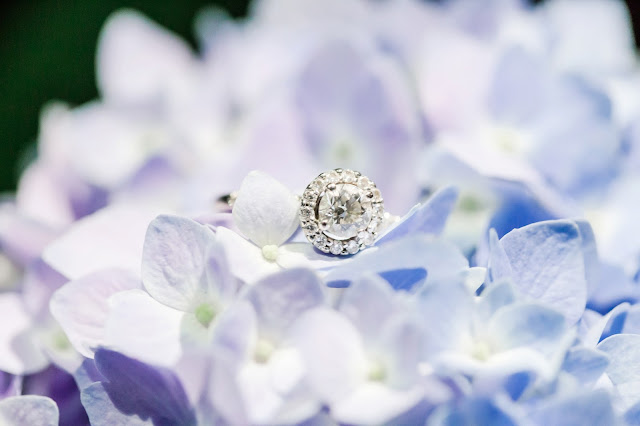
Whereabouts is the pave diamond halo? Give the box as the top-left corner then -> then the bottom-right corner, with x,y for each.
300,169 -> 384,255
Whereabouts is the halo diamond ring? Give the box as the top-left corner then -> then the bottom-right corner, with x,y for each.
299,169 -> 384,255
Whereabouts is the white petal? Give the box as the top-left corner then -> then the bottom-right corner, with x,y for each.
0,396 -> 59,426
50,269 -> 141,358
43,204 -> 167,280
0,293 -> 48,375
238,349 -> 320,425
232,171 -> 299,247
216,227 -> 280,284
291,308 -> 366,403
104,289 -> 184,366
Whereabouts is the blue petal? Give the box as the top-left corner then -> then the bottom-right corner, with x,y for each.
376,186 -> 458,246
624,400 -> 640,426
84,349 -> 196,426
379,268 -> 427,292
503,371 -> 535,401
431,397 -> 518,426
487,182 -> 558,240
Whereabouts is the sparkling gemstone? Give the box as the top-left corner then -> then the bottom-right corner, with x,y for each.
317,183 -> 373,240
346,240 -> 360,254
357,231 -> 374,246
330,242 -> 343,255
315,234 -> 328,248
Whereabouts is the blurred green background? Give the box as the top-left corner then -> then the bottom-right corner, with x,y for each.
0,0 -> 639,193
0,0 -> 249,192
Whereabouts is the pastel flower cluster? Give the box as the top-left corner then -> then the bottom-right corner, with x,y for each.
2,0 -> 640,424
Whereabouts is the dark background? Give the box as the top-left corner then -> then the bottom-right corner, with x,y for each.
0,0 -> 638,192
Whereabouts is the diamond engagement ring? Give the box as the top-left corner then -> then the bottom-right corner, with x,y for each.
299,169 -> 384,255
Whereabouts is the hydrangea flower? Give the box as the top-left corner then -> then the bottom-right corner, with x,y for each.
3,0 -> 640,424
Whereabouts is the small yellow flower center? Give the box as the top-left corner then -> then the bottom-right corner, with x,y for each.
470,340 -> 492,361
52,330 -> 72,351
195,303 -> 216,327
254,338 -> 275,364
367,360 -> 387,382
261,245 -> 279,262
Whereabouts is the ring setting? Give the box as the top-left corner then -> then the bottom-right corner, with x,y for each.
299,169 -> 384,255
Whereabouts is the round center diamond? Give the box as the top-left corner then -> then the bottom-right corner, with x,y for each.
317,183 -> 372,240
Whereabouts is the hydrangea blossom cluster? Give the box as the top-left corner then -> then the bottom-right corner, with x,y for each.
2,0 -> 640,424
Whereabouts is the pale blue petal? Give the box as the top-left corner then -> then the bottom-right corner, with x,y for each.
418,281 -> 474,356
575,220 -> 599,296
499,220 -> 587,324
598,334 -> 640,406
476,280 -> 516,322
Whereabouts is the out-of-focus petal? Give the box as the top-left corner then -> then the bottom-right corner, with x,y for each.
84,349 -> 196,425
0,293 -> 48,375
338,274 -> 396,341
50,269 -> 140,358
376,186 -> 458,246
96,10 -> 194,103
325,236 -> 468,290
0,395 -> 59,426
331,382 -> 424,426
529,390 -> 615,426
43,204 -> 165,280
244,268 -> 325,342
291,308 -> 366,403
488,303 -> 566,353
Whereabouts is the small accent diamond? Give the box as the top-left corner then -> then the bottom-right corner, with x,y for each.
330,242 -> 343,255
